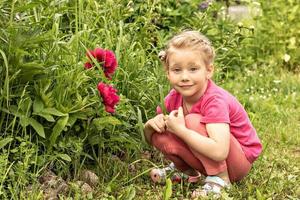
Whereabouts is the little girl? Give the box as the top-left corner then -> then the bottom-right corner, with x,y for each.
144,31 -> 262,198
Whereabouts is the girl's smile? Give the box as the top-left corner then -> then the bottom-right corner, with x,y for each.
179,84 -> 193,88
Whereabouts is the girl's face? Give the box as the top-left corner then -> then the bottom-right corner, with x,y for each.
167,48 -> 214,103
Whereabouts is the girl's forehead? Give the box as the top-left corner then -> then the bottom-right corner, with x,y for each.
169,47 -> 198,53
168,47 -> 205,58
168,48 -> 205,62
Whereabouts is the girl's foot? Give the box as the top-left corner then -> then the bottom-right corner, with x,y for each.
150,162 -> 201,183
171,172 -> 201,183
191,176 -> 230,199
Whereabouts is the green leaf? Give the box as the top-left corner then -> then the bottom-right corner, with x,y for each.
159,85 -> 167,115
67,115 -> 77,127
28,118 -> 45,138
19,62 -> 46,82
8,105 -> 22,117
256,189 -> 265,200
137,108 -> 146,143
122,185 -> 136,200
57,154 -> 71,162
34,112 -> 55,122
0,49 -> 9,105
163,178 -> 172,200
207,28 -> 219,36
70,112 -> 88,120
80,152 -> 94,160
0,138 -> 13,149
92,116 -> 121,130
43,108 -> 66,116
88,134 -> 104,146
33,98 -> 44,113
19,97 -> 32,114
49,115 -> 69,146
20,116 -> 29,127
15,2 -> 43,12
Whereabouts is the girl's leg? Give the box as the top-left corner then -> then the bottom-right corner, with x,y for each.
151,131 -> 206,174
226,134 -> 252,182
185,114 -> 252,182
151,113 -> 251,182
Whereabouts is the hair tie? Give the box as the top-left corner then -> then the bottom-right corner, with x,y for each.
158,51 -> 166,61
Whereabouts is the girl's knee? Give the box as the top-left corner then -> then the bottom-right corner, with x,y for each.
151,132 -> 169,147
151,132 -> 181,154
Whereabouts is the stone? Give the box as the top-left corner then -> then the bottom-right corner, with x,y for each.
79,170 -> 99,187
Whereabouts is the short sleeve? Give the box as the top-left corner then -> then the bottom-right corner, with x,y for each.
200,95 -> 230,124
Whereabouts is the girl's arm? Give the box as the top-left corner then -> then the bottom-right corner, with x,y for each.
166,107 -> 230,162
144,124 -> 155,144
144,114 -> 166,144
176,123 -> 230,161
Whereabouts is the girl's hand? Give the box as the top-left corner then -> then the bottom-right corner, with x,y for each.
144,114 -> 166,133
165,107 -> 186,134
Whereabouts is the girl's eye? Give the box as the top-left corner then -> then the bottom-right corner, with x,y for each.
172,68 -> 181,72
190,67 -> 199,71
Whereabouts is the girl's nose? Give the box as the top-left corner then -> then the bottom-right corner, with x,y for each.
181,71 -> 189,81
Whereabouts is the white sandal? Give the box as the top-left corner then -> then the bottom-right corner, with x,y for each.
150,162 -> 176,183
191,176 -> 230,198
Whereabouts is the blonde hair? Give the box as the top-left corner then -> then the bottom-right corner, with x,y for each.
159,31 -> 215,68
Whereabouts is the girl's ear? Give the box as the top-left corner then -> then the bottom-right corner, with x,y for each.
206,64 -> 214,79
166,70 -> 170,80
165,66 -> 170,79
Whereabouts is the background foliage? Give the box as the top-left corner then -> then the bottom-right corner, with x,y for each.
0,0 -> 299,199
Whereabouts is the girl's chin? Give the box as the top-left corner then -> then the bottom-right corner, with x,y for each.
179,90 -> 203,100
178,91 -> 194,97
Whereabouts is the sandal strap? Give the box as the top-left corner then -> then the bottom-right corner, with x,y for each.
166,162 -> 175,171
157,162 -> 176,176
172,172 -> 201,183
205,176 -> 228,187
187,172 -> 201,183
156,169 -> 167,178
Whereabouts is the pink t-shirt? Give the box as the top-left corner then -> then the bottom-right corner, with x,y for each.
157,79 -> 262,163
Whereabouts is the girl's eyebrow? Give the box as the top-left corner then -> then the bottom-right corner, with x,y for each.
187,62 -> 199,65
169,64 -> 180,68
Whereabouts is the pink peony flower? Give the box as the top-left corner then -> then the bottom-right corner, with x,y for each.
84,48 -> 118,79
92,48 -> 106,62
97,82 -> 120,113
102,50 -> 118,78
84,62 -> 93,69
